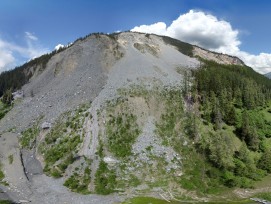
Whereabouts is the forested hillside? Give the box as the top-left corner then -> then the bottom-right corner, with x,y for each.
181,59 -> 271,192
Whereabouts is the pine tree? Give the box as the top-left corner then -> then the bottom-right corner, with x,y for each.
258,150 -> 271,172
2,89 -> 13,105
241,111 -> 250,141
247,127 -> 259,151
224,104 -> 237,126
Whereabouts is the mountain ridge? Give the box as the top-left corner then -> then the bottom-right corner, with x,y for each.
265,71 -> 271,79
0,31 -> 244,98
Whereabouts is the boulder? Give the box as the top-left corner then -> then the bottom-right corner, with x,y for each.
41,122 -> 51,129
103,156 -> 118,165
12,90 -> 24,100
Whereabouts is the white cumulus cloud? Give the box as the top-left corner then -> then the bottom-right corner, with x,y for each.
55,44 -> 64,50
131,10 -> 271,74
0,49 -> 15,69
0,32 -> 48,73
132,22 -> 167,36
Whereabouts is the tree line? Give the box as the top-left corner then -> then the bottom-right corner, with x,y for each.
188,59 -> 271,188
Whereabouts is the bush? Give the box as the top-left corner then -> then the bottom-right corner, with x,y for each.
258,150 -> 271,173
254,192 -> 271,201
106,113 -> 140,158
64,166 -> 91,194
50,168 -> 62,178
20,125 -> 39,149
95,161 -> 116,195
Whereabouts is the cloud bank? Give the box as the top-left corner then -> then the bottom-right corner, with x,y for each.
0,32 -> 48,73
131,10 -> 271,74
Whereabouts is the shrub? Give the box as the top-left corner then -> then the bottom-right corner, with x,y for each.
258,150 -> 271,173
106,113 -> 140,158
20,125 -> 39,149
8,155 -> 13,164
64,166 -> 91,194
95,161 -> 116,195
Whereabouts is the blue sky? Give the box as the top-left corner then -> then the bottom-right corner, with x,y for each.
1,0 -> 271,73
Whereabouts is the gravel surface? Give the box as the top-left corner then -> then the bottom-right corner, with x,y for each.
132,117 -> 181,172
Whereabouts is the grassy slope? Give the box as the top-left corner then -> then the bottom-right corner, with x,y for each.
0,102 -> 11,121
122,197 -> 253,204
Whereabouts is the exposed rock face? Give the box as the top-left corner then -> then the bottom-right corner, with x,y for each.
12,90 -> 24,100
193,46 -> 244,65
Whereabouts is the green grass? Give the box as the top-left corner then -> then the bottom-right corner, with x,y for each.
253,192 -> 271,201
0,162 -> 8,186
121,197 -> 254,204
0,165 -> 5,182
57,154 -> 76,172
122,197 -> 180,204
106,113 -> 140,158
0,201 -> 13,204
39,105 -> 89,177
154,88 -> 184,147
64,166 -> 91,194
260,102 -> 271,121
254,174 -> 271,188
0,101 -> 11,120
19,124 -> 39,149
8,155 -> 13,164
95,160 -> 116,195
42,134 -> 81,176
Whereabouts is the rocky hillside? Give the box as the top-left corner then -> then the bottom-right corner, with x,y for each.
0,32 -> 270,204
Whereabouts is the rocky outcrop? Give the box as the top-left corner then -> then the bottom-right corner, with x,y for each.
193,46 -> 244,65
41,122 -> 51,129
12,90 -> 24,100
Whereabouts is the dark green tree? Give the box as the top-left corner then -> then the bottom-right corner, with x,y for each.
258,150 -> 271,172
247,127 -> 259,151
224,104 -> 237,126
2,89 -> 13,105
208,132 -> 234,169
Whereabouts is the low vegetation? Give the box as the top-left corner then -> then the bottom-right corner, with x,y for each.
64,159 -> 91,194
161,35 -> 194,57
254,192 -> 271,201
155,88 -> 184,147
19,124 -> 39,149
0,101 -> 11,121
0,162 -> 8,186
95,160 -> 116,195
8,155 -> 13,165
39,104 -> 89,178
134,43 -> 159,57
122,197 -> 182,204
106,113 -> 140,158
0,201 -> 13,204
0,163 -> 5,183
